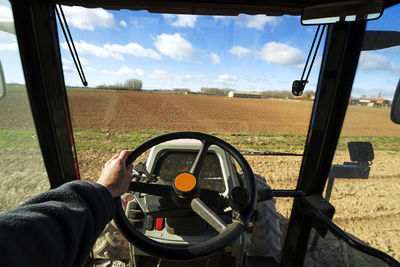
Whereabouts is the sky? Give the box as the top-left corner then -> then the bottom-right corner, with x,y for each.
0,0 -> 399,99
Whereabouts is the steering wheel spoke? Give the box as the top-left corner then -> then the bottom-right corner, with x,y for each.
189,139 -> 211,177
129,182 -> 171,197
191,197 -> 227,233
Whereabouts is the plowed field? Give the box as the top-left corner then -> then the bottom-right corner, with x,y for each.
66,90 -> 400,263
67,90 -> 400,136
1,90 -> 400,265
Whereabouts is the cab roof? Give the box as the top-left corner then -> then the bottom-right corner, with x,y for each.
56,0 -> 399,16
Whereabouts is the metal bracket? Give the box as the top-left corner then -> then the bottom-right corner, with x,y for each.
298,194 -> 335,237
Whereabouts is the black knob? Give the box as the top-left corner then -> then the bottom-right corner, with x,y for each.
230,186 -> 250,212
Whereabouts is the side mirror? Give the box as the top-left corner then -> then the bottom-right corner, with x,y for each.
391,79 -> 400,124
292,80 -> 307,96
0,60 -> 6,99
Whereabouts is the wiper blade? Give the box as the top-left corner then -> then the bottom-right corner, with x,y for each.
55,5 -> 88,87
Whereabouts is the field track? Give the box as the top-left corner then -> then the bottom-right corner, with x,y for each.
67,90 -> 400,136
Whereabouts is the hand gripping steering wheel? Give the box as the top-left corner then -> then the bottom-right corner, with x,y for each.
114,132 -> 256,260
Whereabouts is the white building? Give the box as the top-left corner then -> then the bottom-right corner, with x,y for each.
228,91 -> 261,99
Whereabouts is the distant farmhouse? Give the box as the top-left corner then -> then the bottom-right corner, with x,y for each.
351,93 -> 391,107
228,91 -> 261,99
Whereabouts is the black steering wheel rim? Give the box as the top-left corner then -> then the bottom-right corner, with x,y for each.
114,131 -> 256,260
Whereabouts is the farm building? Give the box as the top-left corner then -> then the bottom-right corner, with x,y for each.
359,98 -> 375,105
228,91 -> 261,99
356,96 -> 391,107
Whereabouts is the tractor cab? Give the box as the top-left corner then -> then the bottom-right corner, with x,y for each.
1,0 -> 400,266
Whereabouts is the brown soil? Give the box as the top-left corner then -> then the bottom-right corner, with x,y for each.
0,151 -> 50,213
2,90 -> 400,264
67,90 -> 399,136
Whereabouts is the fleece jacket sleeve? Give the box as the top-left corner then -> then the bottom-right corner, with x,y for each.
0,180 -> 115,267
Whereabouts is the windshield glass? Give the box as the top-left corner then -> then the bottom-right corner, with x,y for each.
0,0 -> 50,213
60,8 -> 319,207
305,4 -> 400,265
58,6 -> 322,263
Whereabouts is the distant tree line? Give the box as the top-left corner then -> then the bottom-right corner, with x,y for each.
260,90 -> 315,99
201,87 -> 232,96
173,88 -> 191,94
200,87 -> 315,100
94,81 -> 316,100
97,79 -> 143,91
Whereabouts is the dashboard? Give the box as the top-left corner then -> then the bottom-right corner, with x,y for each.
152,150 -> 226,193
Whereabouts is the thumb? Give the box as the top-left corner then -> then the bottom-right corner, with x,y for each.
119,150 -> 133,164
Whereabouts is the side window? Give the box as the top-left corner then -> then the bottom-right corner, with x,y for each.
0,0 -> 50,213
305,7 -> 400,264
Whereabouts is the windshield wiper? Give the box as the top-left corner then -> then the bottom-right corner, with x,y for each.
55,5 -> 88,87
292,25 -> 326,96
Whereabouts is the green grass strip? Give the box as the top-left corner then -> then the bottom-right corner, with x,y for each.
0,129 -> 41,150
1,129 -> 399,153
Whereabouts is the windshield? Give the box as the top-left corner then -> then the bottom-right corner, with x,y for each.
60,9 -> 319,211
56,3 -> 400,264
59,8 -> 318,261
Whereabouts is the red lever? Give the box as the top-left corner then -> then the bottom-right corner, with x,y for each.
155,218 -> 164,231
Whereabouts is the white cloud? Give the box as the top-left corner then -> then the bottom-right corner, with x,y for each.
214,14 -> 281,30
210,53 -> 220,64
150,69 -> 169,79
218,74 -> 238,86
61,41 -> 123,60
0,5 -> 13,20
244,15 -> 280,30
163,14 -> 198,28
0,29 -> 17,51
183,74 -> 204,80
63,65 -> 73,73
62,56 -> 88,65
359,51 -> 400,74
61,41 -> 161,61
229,46 -> 251,57
258,42 -> 303,66
117,66 -> 145,76
104,43 -> 161,60
154,33 -> 194,61
62,57 -> 72,64
0,31 -> 16,41
213,16 -> 230,26
101,66 -> 145,76
0,42 -> 17,51
120,20 -> 127,28
150,69 -> 203,82
219,74 -> 237,82
62,6 -> 116,31
79,57 -> 89,65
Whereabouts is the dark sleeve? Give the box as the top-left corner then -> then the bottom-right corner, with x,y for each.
0,180 -> 115,267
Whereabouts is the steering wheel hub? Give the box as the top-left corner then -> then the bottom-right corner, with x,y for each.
173,172 -> 198,198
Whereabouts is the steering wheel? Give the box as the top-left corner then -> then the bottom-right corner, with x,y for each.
114,132 -> 256,260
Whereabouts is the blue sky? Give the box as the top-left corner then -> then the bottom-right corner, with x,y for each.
0,0 -> 399,99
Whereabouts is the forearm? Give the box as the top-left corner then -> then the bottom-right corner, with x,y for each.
0,180 -> 115,267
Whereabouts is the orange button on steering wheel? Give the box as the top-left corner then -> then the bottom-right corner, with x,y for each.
174,172 -> 197,192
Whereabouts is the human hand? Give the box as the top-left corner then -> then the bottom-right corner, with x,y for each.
96,150 -> 133,198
